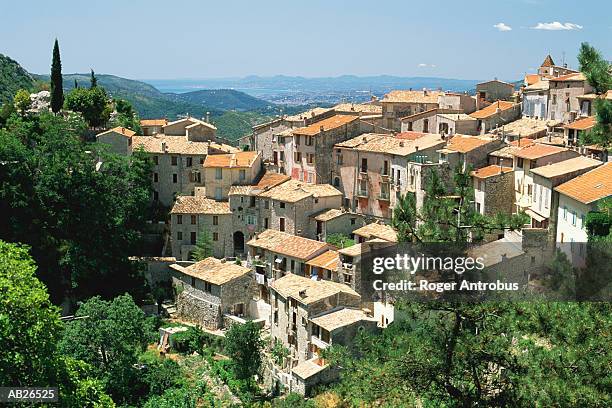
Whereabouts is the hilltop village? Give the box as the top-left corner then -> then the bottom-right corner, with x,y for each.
90,54 -> 612,395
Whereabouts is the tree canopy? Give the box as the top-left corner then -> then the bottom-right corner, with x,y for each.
50,39 -> 63,113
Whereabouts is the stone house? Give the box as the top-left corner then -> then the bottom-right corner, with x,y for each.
529,157 -> 601,238
140,119 -> 167,135
400,108 -> 463,134
170,196 -> 233,260
546,73 -> 594,124
286,114 -> 361,184
472,165 -> 514,217
554,163 -> 611,264
131,135 -> 238,206
563,116 -> 595,147
268,273 -> 374,395
512,144 -> 580,214
436,113 -> 478,136
256,179 -> 343,238
305,249 -> 341,282
469,101 -> 521,134
490,117 -> 548,142
96,126 -> 136,156
522,79 -> 549,120
309,209 -> 366,242
333,133 -> 446,219
476,80 -> 515,103
247,229 -> 332,291
380,89 -> 443,130
170,257 -> 256,330
162,117 -> 217,142
352,222 -> 397,244
439,134 -> 504,171
437,92 -> 477,113
537,54 -> 579,78
203,151 -> 262,200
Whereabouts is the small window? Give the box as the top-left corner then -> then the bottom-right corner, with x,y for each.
295,135 -> 300,145
361,158 -> 367,172
279,217 -> 285,232
153,172 -> 158,182
191,277 -> 196,287
239,169 -> 246,181
171,156 -> 178,166
280,202 -> 286,209
186,157 -> 193,167
213,232 -> 219,241
204,281 -> 212,293
215,168 -> 223,180
190,231 -> 197,244
213,216 -> 218,225
264,200 -> 270,209
173,174 -> 178,183
350,218 -> 356,225
191,215 -> 197,225
177,215 -> 183,225
153,190 -> 159,201
153,156 -> 159,165
177,231 -> 182,241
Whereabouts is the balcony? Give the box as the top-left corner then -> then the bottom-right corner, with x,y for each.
311,335 -> 330,350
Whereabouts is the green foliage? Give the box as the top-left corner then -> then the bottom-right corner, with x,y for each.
326,233 -> 355,249
0,53 -> 34,102
213,110 -> 272,141
585,197 -> 612,241
90,69 -> 98,88
57,357 -> 116,408
59,294 -> 153,404
64,86 -> 111,128
111,98 -> 142,134
142,387 -> 197,408
0,99 -> 17,127
0,112 -> 152,301
171,327 -> 207,354
191,226 -> 214,261
224,321 -> 264,380
270,339 -> 290,366
13,89 -> 31,115
141,358 -> 185,397
272,392 -> 316,408
0,241 -> 63,386
50,39 -> 63,113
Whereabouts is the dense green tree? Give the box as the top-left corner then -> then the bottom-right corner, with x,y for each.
578,43 -> 612,154
141,359 -> 185,397
64,86 -> 111,128
224,321 -> 264,380
0,112 -> 152,302
326,232 -> 355,249
50,39 -> 63,113
191,227 -> 214,261
0,241 -> 115,407
13,89 -> 31,115
111,98 -> 142,134
0,100 -> 17,127
59,294 -> 153,404
142,387 -> 197,408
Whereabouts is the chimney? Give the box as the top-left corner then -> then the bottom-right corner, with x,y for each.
299,289 -> 307,298
399,141 -> 404,147
320,125 -> 324,132
415,145 -> 419,151
423,88 -> 428,96
205,111 -> 210,123
161,141 -> 167,153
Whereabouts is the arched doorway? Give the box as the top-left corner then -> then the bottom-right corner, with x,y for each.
233,231 -> 245,256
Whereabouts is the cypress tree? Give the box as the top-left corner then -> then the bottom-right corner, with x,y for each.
74,79 -> 78,89
90,69 -> 97,88
50,39 -> 63,113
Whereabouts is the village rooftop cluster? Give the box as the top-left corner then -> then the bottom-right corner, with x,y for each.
94,55 -> 611,395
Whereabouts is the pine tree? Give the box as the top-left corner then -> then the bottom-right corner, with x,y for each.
74,79 -> 78,89
50,39 -> 63,113
90,69 -> 97,88
190,227 -> 214,261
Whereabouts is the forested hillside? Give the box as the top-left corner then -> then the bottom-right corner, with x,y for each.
0,53 -> 34,101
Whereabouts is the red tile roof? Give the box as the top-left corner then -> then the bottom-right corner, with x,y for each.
555,163 -> 611,204
509,138 -> 535,147
564,116 -> 596,131
446,135 -> 496,153
395,131 -> 429,140
140,119 -> 168,127
471,165 -> 512,179
513,144 -> 567,160
469,101 -> 516,119
203,151 -> 259,168
292,115 -> 358,136
550,72 -> 585,82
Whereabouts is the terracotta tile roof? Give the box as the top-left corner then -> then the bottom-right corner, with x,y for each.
140,119 -> 168,127
312,208 -> 345,222
513,144 -> 567,160
97,126 -> 136,138
269,273 -> 359,305
554,162 -> 612,204
489,145 -> 520,159
228,171 -> 290,196
509,138 -> 535,147
247,229 -> 329,260
285,107 -> 333,122
306,250 -> 340,272
338,239 -> 394,257
471,165 -> 513,179
203,151 -> 260,168
352,223 -> 397,242
550,72 -> 585,82
164,117 -> 216,131
494,117 -> 548,138
310,308 -> 376,332
525,74 -> 541,86
530,156 -> 602,179
564,116 -> 596,131
380,90 -> 442,104
172,257 -> 251,286
132,136 -> 237,155
335,133 -> 444,156
257,179 -> 342,203
291,358 -> 327,379
292,114 -> 358,136
395,131 -> 429,140
446,135 -> 497,153
541,55 -> 555,67
332,103 -> 382,114
477,79 -> 515,88
469,101 -> 516,119
170,196 -> 232,215
524,79 -> 550,91
437,113 -> 476,122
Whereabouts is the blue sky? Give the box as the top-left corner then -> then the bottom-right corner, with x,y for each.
1,0 -> 610,81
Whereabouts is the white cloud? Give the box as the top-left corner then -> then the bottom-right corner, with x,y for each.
418,63 -> 436,68
493,23 -> 512,32
532,21 -> 583,30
